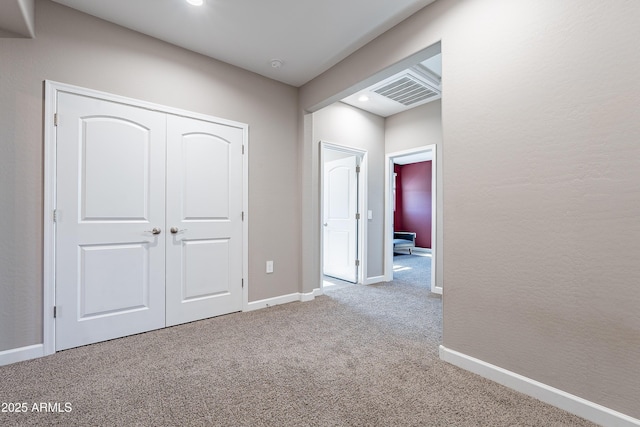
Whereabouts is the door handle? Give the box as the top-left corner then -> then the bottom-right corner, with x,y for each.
170,227 -> 188,234
144,227 -> 162,235
323,223 -> 328,227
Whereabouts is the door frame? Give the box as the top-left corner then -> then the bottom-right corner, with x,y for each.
319,141 -> 367,288
385,145 -> 440,294
43,80 -> 249,356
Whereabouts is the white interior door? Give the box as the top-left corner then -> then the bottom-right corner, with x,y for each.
323,156 -> 358,283
165,115 -> 243,326
55,92 -> 167,351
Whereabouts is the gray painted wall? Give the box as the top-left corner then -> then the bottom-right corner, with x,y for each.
386,100 -> 443,289
385,100 -> 442,154
0,0 -> 299,351
313,103 -> 386,279
300,0 -> 640,418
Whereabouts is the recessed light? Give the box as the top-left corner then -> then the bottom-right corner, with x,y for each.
358,95 -> 370,102
186,0 -> 204,6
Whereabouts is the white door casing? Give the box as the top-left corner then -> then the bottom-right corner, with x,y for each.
165,115 -> 243,326
323,156 -> 358,283
55,92 -> 167,351
385,145 -> 439,294
47,82 -> 248,353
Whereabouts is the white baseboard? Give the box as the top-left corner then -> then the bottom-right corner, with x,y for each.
245,289 -> 321,312
0,344 -> 44,366
301,288 -> 322,302
364,275 -> 386,285
439,345 -> 640,427
3,292 -> 324,365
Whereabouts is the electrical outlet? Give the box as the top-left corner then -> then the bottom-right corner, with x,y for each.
266,260 -> 274,274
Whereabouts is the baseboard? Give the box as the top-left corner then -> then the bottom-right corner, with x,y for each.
4,292 -> 323,365
0,344 -> 44,366
439,346 -> 640,427
300,288 -> 322,302
364,275 -> 386,285
245,289 -> 321,312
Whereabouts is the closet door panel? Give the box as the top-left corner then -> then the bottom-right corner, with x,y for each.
55,92 -> 166,351
165,115 -> 243,327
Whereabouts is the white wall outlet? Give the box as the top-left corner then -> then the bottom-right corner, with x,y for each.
266,260 -> 274,274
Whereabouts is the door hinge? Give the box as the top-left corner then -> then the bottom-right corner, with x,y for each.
242,145 -> 245,155
242,278 -> 244,288
241,211 -> 245,221
53,306 -> 57,318
355,213 -> 360,220
54,113 -> 58,127
356,166 -> 361,173
53,209 -> 58,223
355,260 -> 360,267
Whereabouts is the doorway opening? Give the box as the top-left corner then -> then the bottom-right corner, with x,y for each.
303,41 -> 442,295
320,142 -> 367,291
386,145 -> 439,294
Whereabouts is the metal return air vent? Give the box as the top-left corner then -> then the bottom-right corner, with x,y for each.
374,74 -> 439,106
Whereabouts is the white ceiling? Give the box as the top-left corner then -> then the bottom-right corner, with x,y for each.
48,0 -> 437,87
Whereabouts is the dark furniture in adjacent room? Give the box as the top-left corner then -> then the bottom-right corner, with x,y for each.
393,231 -> 416,254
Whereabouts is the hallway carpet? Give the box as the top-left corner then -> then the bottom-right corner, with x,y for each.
0,255 -> 595,426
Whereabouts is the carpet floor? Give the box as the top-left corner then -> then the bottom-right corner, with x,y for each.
0,254 -> 596,426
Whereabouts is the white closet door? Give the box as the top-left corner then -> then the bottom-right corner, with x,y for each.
55,92 -> 167,351
165,115 -> 243,327
323,156 -> 358,283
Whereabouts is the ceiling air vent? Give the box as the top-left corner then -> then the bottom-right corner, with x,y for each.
373,74 -> 439,106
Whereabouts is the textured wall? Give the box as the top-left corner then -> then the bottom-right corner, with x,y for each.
312,102 -> 386,278
0,0 -> 299,352
300,0 -> 640,418
385,100 -> 443,154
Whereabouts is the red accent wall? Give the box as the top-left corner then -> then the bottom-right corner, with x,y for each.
394,161 -> 432,248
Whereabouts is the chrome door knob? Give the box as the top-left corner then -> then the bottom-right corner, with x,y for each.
170,227 -> 188,234
145,227 -> 162,235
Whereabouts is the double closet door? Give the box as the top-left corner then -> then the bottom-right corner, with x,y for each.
54,92 -> 244,351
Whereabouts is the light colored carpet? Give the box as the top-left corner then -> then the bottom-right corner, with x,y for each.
0,255 -> 596,426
